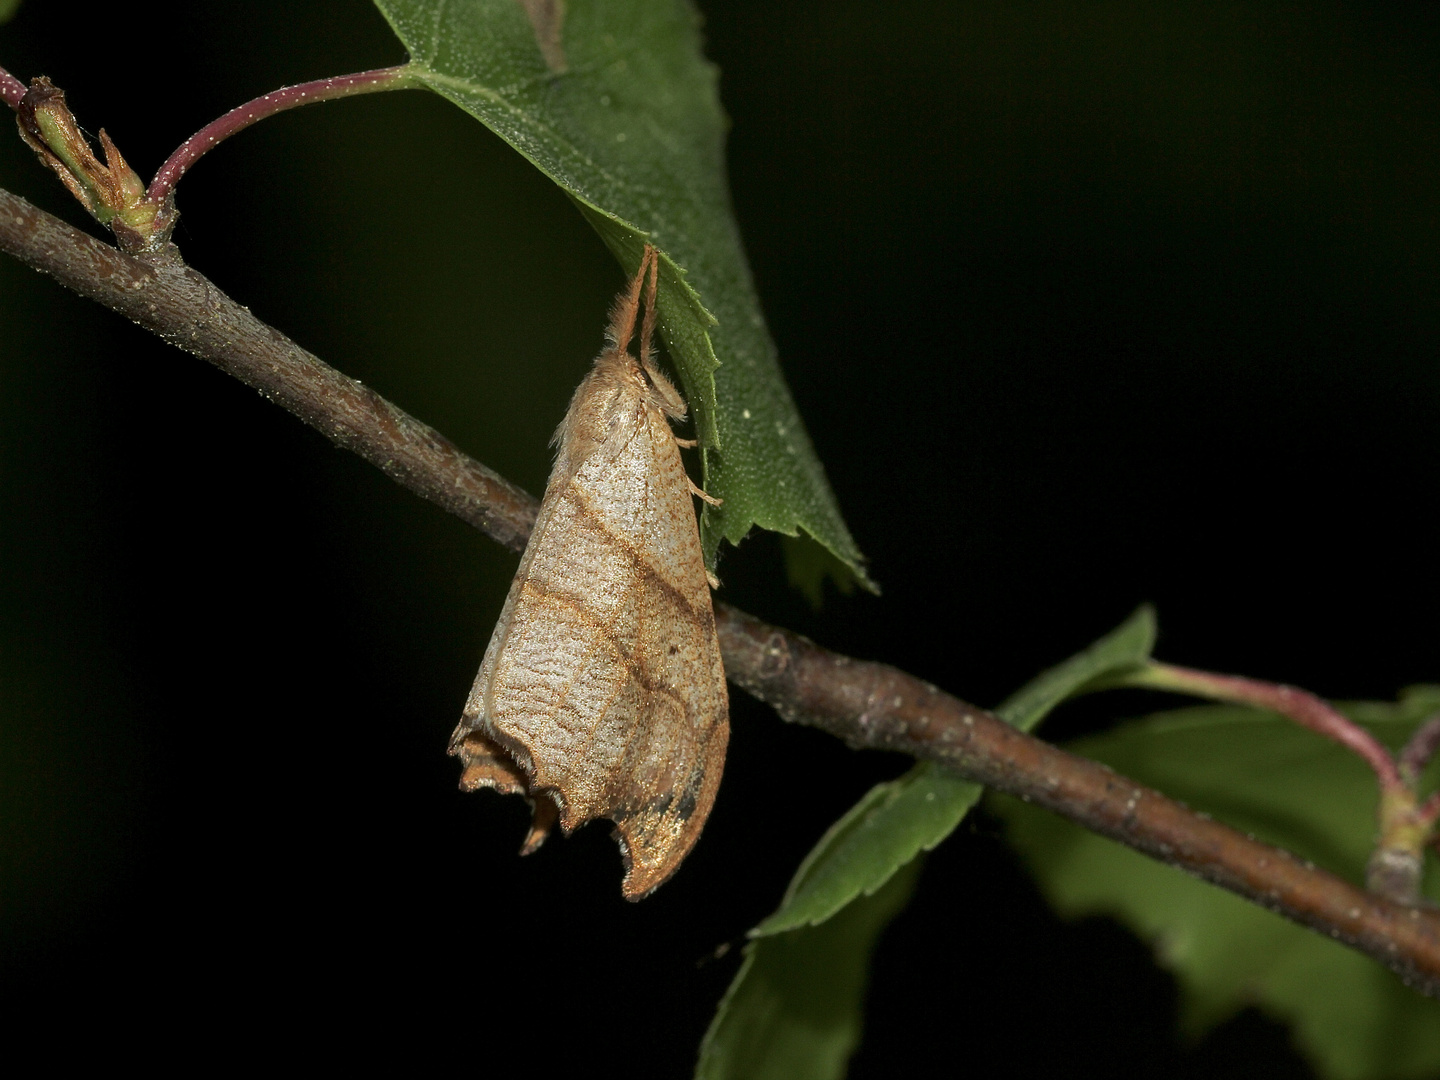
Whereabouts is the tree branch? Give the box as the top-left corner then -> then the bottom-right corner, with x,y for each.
0,187 -> 537,552
4,185 -> 1438,996
718,606 -> 1440,995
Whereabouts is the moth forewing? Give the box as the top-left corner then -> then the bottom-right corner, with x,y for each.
451,245 -> 728,898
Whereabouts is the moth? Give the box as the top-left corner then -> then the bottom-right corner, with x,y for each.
450,245 -> 729,899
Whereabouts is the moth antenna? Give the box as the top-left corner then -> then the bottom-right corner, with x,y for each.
606,245 -> 656,356
639,245 -> 660,369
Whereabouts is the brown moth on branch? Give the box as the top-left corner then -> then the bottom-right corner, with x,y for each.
450,245 -> 729,899
3,186 -> 1438,988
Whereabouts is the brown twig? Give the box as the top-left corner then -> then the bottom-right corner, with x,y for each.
717,605 -> 1440,995
3,185 -> 1439,995
0,188 -> 537,552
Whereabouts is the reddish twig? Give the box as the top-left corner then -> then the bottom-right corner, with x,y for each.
1123,662 -> 1404,790
1403,713 -> 1440,840
0,65 -> 417,253
0,62 -> 25,109
2,185 -> 1439,995
1401,712 -> 1440,787
145,66 -> 417,206
1113,663 -> 1436,904
1419,791 -> 1440,829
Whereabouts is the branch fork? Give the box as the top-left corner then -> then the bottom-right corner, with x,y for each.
2,62 -> 412,253
1115,663 -> 1440,905
14,76 -> 176,251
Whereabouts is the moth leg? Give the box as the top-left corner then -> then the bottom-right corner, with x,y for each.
673,436 -> 698,448
706,570 -> 721,590
688,477 -> 722,507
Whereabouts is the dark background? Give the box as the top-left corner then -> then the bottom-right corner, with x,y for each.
2,1 -> 1436,1074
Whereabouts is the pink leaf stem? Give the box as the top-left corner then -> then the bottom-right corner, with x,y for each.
145,65 -> 417,206
1418,790 -> 1440,830
1133,662 -> 1403,790
1,63 -> 27,110
1400,712 -> 1440,787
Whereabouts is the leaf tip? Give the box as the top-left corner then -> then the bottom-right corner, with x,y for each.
781,531 -> 877,607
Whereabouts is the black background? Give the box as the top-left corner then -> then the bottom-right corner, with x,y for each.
1,1 -> 1436,1075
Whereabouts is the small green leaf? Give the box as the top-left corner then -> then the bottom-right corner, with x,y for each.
742,607 -> 1157,944
998,686 -> 1440,1080
996,604 -> 1156,730
0,0 -> 21,25
754,763 -> 980,936
695,607 -> 1161,1077
371,0 -> 871,584
695,859 -> 920,1080
753,606 -> 1159,934
781,531 -> 861,609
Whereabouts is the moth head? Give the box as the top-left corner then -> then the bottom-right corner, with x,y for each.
602,243 -> 689,421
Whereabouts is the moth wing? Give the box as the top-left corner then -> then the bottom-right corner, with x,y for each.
458,400 -> 728,898
452,726 -> 559,855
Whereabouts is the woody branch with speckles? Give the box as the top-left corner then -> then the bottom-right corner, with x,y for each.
3,184 -> 1440,996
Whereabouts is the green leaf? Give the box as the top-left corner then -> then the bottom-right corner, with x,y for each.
752,605 -> 1158,934
696,607 -> 1160,1076
998,686 -> 1440,1080
781,532 -> 860,609
996,604 -> 1156,731
754,763 -> 980,936
695,859 -> 920,1080
371,0 -> 872,585
0,1 -> 20,25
